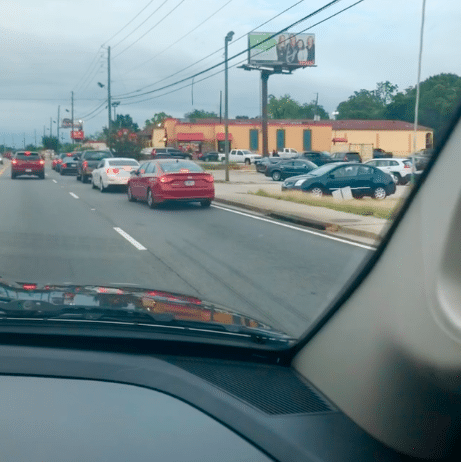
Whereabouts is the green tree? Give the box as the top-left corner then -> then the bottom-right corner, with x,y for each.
185,109 -> 218,120
384,73 -> 461,140
375,81 -> 399,105
144,112 -> 172,128
336,89 -> 384,120
111,114 -> 139,132
42,136 -> 59,151
25,144 -> 39,151
268,94 -> 329,119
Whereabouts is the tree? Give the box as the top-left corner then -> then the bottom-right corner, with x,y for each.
144,112 -> 172,128
268,94 -> 329,119
111,114 -> 139,132
375,81 -> 399,106
42,136 -> 59,151
384,73 -> 461,140
185,109 -> 218,120
25,144 -> 39,151
336,89 -> 384,120
235,115 -> 249,119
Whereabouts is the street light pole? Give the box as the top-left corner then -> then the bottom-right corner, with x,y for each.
412,0 -> 426,183
107,46 -> 112,149
57,105 -> 60,154
224,31 -> 234,182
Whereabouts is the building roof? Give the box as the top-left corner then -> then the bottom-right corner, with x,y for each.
331,119 -> 432,131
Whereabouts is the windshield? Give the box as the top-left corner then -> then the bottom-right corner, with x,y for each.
0,1 -> 458,345
161,161 -> 203,173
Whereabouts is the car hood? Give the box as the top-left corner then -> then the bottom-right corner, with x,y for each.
0,279 -> 293,344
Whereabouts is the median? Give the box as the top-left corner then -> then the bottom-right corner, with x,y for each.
249,189 -> 406,221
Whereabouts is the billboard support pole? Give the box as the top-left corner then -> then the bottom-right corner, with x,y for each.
261,71 -> 270,157
224,31 -> 234,183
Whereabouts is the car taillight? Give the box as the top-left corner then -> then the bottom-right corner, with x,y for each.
82,161 -> 88,169
404,164 -> 410,168
204,175 -> 214,183
159,176 -> 167,183
22,283 -> 37,290
39,160 -> 45,165
62,163 -> 67,168
106,168 -> 119,174
57,159 -> 62,164
11,159 -> 17,165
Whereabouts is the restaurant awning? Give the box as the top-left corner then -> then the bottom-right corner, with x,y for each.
177,132 -> 204,141
216,132 -> 233,141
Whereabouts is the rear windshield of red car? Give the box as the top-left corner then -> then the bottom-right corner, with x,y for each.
15,152 -> 40,160
160,161 -> 203,173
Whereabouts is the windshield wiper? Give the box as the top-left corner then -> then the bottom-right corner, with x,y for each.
0,301 -> 294,345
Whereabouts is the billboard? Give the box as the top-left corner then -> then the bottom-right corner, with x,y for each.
71,130 -> 84,140
61,118 -> 83,130
248,32 -> 315,68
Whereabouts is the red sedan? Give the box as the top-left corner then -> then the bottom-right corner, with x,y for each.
127,159 -> 214,208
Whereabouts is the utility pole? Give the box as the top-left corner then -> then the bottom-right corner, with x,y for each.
107,46 -> 112,149
57,105 -> 60,154
34,129 -> 37,146
50,117 -> 53,138
224,31 -> 234,182
412,0 -> 426,183
71,91 -> 74,145
261,71 -> 270,157
314,92 -> 319,120
219,91 -> 222,123
23,133 -> 26,149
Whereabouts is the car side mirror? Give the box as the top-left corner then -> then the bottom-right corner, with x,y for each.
130,170 -> 138,176
328,174 -> 335,179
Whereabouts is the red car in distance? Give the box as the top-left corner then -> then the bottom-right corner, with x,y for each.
11,151 -> 45,179
127,159 -> 214,208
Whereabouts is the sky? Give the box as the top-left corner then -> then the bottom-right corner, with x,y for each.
1,0 -> 461,147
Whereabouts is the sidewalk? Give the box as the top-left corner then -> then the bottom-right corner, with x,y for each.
209,168 -> 392,244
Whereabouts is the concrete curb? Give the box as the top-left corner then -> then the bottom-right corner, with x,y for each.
214,197 -> 383,242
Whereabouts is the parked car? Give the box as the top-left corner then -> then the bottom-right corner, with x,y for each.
330,151 -> 362,163
91,158 -> 140,192
217,149 -> 262,164
296,151 -> 335,166
11,151 -> 45,179
265,159 -> 318,181
281,162 -> 396,199
254,157 -> 284,173
373,148 -> 393,158
277,147 -> 298,158
151,147 -> 192,160
127,159 -> 214,208
76,150 -> 114,183
364,158 -> 412,184
199,151 -> 220,162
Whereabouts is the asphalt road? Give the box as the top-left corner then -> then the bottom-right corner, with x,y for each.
0,161 -> 373,337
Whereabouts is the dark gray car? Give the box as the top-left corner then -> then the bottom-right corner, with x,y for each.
76,150 -> 114,183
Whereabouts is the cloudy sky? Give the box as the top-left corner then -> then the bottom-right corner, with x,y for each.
2,0 -> 460,147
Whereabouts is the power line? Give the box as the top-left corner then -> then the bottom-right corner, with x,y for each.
115,0 -> 345,101
112,0 -> 171,49
102,0 -> 157,46
114,0 -> 187,58
115,0 -> 308,97
72,46 -> 104,92
128,0 -> 234,73
117,0 -> 365,107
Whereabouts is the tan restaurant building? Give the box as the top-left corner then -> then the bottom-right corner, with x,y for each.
149,118 -> 433,159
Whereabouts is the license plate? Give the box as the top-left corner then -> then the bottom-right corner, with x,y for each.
68,163 -> 75,167
184,180 -> 195,186
26,169 -> 32,172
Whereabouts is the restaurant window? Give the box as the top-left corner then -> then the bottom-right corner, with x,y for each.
276,129 -> 285,151
250,129 -> 259,151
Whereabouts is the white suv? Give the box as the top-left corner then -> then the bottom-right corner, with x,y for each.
218,149 -> 262,165
364,158 -> 412,185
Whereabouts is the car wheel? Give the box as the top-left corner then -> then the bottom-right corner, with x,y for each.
392,173 -> 400,184
245,159 -> 251,165
82,174 -> 89,184
147,188 -> 157,209
60,169 -> 65,176
308,186 -> 323,198
200,199 -> 212,207
373,186 -> 387,200
271,170 -> 282,181
91,176 -> 97,189
127,185 -> 137,202
39,172 -> 45,179
11,173 -> 16,179
76,173 -> 81,181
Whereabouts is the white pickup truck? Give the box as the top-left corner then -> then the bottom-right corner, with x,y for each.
218,149 -> 262,165
277,148 -> 298,158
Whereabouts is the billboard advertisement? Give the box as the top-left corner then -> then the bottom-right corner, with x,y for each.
61,118 -> 83,130
71,130 -> 84,140
248,32 -> 315,68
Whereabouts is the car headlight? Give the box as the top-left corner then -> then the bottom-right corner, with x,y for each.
295,179 -> 305,186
